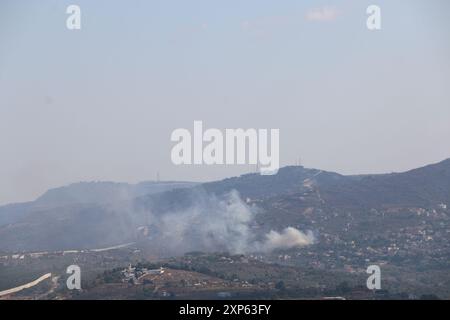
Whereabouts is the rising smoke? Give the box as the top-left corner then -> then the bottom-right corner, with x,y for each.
142,189 -> 315,255
256,227 -> 315,253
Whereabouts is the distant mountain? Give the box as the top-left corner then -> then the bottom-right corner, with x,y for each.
314,159 -> 450,208
0,159 -> 449,254
124,159 -> 450,263
35,181 -> 198,206
137,159 -> 450,213
0,181 -> 197,241
134,166 -> 345,213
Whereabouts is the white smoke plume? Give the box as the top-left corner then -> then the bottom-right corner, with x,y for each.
143,190 -> 314,255
256,227 -> 315,253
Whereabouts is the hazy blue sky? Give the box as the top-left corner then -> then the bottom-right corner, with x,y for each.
1,0 -> 449,204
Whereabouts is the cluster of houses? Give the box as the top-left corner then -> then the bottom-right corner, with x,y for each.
121,264 -> 164,284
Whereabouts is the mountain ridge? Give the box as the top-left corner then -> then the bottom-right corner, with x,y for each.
0,158 -> 449,252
